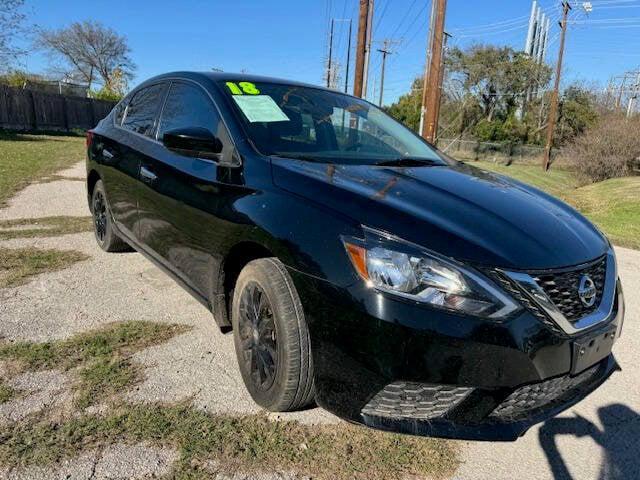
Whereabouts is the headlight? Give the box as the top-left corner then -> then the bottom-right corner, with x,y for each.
343,227 -> 521,319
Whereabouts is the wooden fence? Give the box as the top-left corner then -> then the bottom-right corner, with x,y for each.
0,85 -> 116,132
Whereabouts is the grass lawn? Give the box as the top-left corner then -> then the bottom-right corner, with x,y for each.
0,247 -> 90,288
474,161 -> 640,250
0,132 -> 85,206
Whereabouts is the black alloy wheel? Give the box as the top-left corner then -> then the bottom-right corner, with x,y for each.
238,282 -> 278,391
231,258 -> 315,412
90,180 -> 131,253
93,190 -> 108,244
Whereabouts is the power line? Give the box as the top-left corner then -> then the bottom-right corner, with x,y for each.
334,0 -> 349,58
450,15 -> 531,33
569,16 -> 640,23
373,0 -> 390,34
387,0 -> 421,39
369,1 -> 429,76
456,23 -> 530,38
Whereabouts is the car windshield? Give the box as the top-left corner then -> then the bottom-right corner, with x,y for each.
218,80 -> 447,166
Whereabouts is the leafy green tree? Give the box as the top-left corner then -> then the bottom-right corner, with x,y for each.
556,84 -> 599,146
385,45 -> 599,149
0,69 -> 45,87
91,86 -> 123,101
385,77 -> 422,132
448,44 -> 552,122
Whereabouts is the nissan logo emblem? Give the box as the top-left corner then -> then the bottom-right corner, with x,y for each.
578,275 -> 597,308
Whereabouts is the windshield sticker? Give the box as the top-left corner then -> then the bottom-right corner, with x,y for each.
233,95 -> 290,123
226,81 -> 260,95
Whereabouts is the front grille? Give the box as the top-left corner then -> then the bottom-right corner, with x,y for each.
361,382 -> 473,420
487,270 -> 566,336
491,363 -> 601,421
532,257 -> 606,322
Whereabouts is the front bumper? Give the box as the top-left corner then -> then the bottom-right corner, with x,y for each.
287,268 -> 624,441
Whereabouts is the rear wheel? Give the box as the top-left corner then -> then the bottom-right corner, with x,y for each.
91,180 -> 131,253
232,258 -> 315,411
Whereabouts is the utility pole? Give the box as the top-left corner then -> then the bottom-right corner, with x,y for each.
326,19 -> 335,88
615,76 -> 626,110
344,19 -> 353,94
542,1 -> 571,171
419,0 -> 438,133
377,41 -> 390,107
354,0 -> 374,98
538,16 -> 550,65
420,0 -> 447,144
627,72 -> 640,118
363,0 -> 374,98
521,1 -> 541,118
377,39 -> 398,107
525,1 -> 538,55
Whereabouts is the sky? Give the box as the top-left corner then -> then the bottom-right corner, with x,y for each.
15,0 -> 640,105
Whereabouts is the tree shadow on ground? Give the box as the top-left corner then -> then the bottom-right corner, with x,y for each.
539,403 -> 640,480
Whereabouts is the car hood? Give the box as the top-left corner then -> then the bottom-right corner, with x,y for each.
270,157 -> 608,270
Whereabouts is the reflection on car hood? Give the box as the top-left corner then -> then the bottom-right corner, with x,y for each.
271,158 -> 608,270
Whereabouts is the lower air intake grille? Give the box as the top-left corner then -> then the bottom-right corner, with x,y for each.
491,363 -> 601,421
361,382 -> 473,420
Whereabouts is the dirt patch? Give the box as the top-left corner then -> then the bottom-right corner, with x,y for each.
0,322 -> 459,480
1,404 -> 458,480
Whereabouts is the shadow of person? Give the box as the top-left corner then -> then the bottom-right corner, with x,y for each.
539,404 -> 640,480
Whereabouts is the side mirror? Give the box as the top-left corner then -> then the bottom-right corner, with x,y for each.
162,127 -> 223,160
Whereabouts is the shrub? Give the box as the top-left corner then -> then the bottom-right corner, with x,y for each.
473,119 -> 501,141
564,113 -> 640,183
91,86 -> 123,102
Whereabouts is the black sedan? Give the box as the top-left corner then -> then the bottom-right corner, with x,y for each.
86,72 -> 624,441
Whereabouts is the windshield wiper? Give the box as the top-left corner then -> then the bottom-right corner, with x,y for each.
272,153 -> 323,163
374,157 -> 441,167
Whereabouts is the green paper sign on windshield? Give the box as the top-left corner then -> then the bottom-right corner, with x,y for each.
232,95 -> 290,123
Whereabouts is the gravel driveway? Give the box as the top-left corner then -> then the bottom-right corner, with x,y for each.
0,162 -> 638,479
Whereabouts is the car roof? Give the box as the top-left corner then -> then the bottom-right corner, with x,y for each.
136,71 -> 331,93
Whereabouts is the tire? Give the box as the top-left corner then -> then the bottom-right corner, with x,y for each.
232,258 -> 315,411
91,180 -> 131,253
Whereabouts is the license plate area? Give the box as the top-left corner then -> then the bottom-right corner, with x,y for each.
571,326 -> 616,375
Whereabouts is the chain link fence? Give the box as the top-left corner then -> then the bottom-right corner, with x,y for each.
437,138 -> 545,164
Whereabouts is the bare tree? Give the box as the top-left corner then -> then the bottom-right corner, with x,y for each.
37,20 -> 135,90
0,0 -> 26,69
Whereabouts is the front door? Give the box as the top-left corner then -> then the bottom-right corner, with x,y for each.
136,80 -> 239,300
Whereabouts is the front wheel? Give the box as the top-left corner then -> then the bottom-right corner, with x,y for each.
232,258 -> 315,411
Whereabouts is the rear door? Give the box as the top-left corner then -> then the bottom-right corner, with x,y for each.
105,82 -> 168,240
137,80 -> 237,299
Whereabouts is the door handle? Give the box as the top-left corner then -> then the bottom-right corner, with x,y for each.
140,166 -> 158,183
102,149 -> 114,159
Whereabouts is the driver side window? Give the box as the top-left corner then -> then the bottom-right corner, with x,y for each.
157,82 -> 221,140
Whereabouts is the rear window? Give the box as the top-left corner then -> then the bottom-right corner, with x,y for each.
114,100 -> 127,126
122,83 -> 167,137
